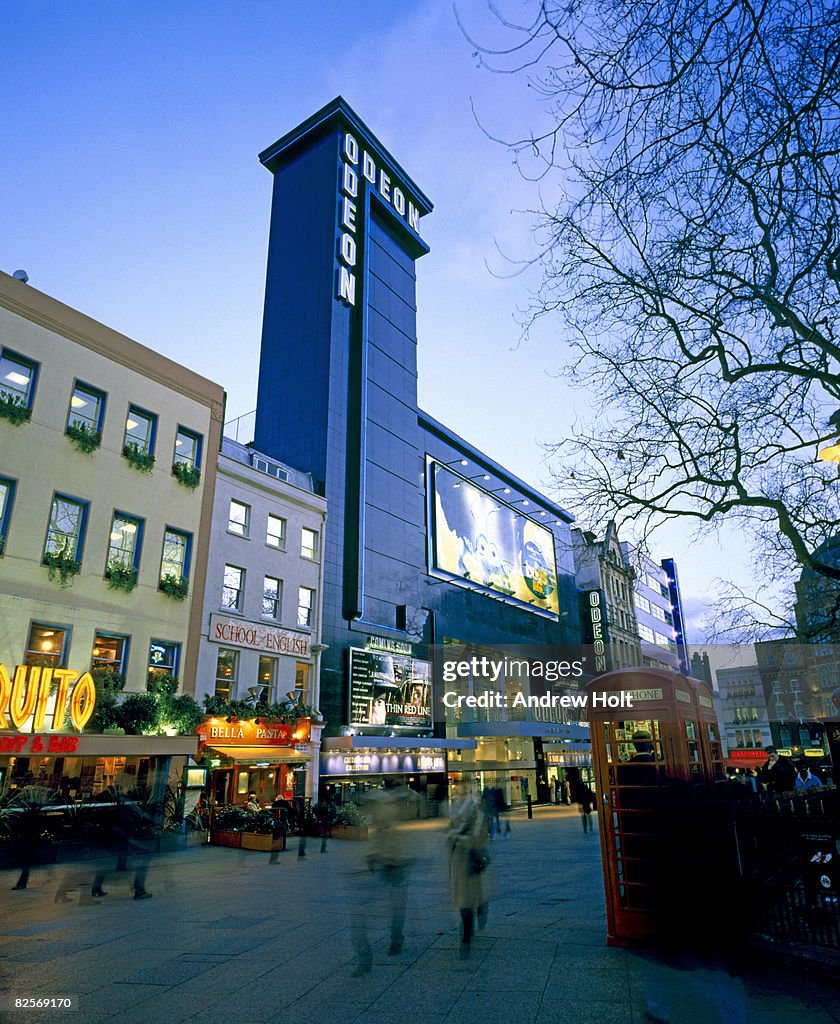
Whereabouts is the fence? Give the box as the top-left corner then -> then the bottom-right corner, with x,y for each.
734,788 -> 840,952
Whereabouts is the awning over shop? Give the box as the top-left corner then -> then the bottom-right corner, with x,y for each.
456,721 -> 590,742
0,732 -> 198,758
323,735 -> 477,751
205,745 -> 309,765
448,760 -> 537,773
724,753 -> 767,767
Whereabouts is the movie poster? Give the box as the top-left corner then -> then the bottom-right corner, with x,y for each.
430,462 -> 560,615
348,648 -> 433,729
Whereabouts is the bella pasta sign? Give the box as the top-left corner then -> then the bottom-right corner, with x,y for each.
0,664 -> 96,732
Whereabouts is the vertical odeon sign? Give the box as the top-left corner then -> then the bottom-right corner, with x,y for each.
581,589 -> 609,674
336,133 -> 422,307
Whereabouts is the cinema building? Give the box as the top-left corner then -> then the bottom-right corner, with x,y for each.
0,270 -> 224,799
248,99 -> 585,805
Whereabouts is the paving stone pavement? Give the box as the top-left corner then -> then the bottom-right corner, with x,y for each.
0,806 -> 837,1024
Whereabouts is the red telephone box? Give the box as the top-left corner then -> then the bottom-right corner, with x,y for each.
689,678 -> 725,783
587,668 -> 726,945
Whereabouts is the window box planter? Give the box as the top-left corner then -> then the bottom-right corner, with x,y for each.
106,559 -> 138,593
240,832 -> 286,853
331,825 -> 369,841
172,462 -> 201,489
210,829 -> 242,849
122,442 -> 155,473
66,422 -> 101,454
44,548 -> 81,588
159,573 -> 189,600
0,392 -> 31,426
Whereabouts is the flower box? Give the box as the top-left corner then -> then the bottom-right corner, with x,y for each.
240,832 -> 286,852
331,825 -> 368,841
210,829 -> 242,848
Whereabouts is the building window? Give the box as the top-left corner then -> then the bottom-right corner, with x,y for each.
638,623 -> 655,644
25,623 -> 70,668
148,640 -> 180,684
228,500 -> 250,537
295,662 -> 310,703
266,514 -> 286,549
301,527 -> 319,560
123,405 -> 157,456
160,528 -> 191,584
0,476 -> 16,555
783,650 -> 797,666
215,648 -> 238,700
634,594 -> 651,614
44,494 -> 88,563
263,576 -> 282,619
819,665 -> 839,688
92,633 -> 129,677
256,656 -> 277,703
297,586 -> 315,627
222,565 -> 245,611
0,348 -> 38,410
106,511 -> 143,576
650,604 -> 667,623
67,381 -> 105,434
173,427 -> 202,469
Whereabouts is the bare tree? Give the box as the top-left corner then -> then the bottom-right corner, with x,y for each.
461,0 -> 840,609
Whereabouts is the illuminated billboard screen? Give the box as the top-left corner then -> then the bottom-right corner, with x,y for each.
348,648 -> 433,730
429,462 -> 560,616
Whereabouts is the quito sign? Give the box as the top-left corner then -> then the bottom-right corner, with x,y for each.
0,664 -> 96,732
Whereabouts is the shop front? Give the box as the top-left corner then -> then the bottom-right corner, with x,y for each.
198,715 -> 318,808
544,746 -> 596,800
453,721 -> 591,806
320,735 -> 476,815
0,663 -> 197,802
0,731 -> 198,802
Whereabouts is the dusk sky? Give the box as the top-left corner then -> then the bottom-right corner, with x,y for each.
0,1 -> 757,645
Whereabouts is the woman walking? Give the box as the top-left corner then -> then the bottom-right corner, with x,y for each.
448,797 -> 491,957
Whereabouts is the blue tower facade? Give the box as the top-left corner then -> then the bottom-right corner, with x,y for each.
253,99 -> 580,742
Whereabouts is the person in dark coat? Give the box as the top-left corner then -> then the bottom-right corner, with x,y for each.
578,787 -> 596,833
758,747 -> 797,793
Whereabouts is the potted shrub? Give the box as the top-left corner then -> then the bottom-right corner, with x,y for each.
43,542 -> 81,588
210,806 -> 249,848
106,558 -> 138,592
240,809 -> 286,852
0,391 -> 31,426
159,572 -> 188,600
172,461 -> 201,489
122,441 -> 155,473
331,802 -> 368,841
66,421 -> 101,454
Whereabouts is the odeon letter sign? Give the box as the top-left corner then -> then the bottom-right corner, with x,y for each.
0,664 -> 96,732
337,133 -> 423,307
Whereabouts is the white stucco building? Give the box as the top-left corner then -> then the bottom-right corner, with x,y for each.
194,436 -> 327,802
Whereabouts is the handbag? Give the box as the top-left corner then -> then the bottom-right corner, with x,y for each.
467,846 -> 490,876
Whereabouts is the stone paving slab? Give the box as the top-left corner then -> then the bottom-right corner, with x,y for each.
0,805 -> 837,1024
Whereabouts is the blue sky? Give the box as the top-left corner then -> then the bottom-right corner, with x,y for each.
0,1 -> 752,641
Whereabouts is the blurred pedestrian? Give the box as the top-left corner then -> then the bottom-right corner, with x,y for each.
481,787 -> 500,839
578,786 -> 596,833
351,782 -> 411,974
562,780 -> 572,805
448,796 -> 490,957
